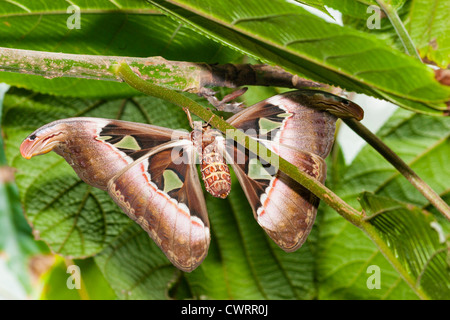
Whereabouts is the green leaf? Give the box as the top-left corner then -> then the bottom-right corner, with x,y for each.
1,0 -> 448,113
332,0 -> 412,57
0,84 -> 47,294
149,0 -> 450,114
0,0 -> 241,98
322,0 -> 449,68
94,224 -> 177,299
407,0 -> 450,68
349,108 -> 450,205
40,256 -> 84,300
292,0 -> 333,17
40,256 -> 117,300
0,178 -> 47,293
360,192 -> 450,300
316,204 -> 419,299
322,0 -> 375,19
317,107 -> 450,299
0,0 -> 234,62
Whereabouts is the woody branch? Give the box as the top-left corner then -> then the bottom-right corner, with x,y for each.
0,47 -> 324,94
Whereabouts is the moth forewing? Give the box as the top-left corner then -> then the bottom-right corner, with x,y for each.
223,127 -> 279,166
223,128 -> 249,166
251,128 -> 280,171
223,127 -> 281,191
107,139 -> 191,189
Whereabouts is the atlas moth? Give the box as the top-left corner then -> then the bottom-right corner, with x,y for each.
20,89 -> 363,272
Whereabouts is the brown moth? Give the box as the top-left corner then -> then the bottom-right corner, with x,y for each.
20,89 -> 363,272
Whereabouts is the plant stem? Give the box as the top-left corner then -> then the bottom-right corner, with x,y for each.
344,118 -> 450,221
376,0 -> 422,61
114,61 -> 363,225
0,47 -> 323,94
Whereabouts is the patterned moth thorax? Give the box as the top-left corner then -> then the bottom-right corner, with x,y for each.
190,124 -> 231,199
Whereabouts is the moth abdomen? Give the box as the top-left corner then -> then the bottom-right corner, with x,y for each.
190,126 -> 231,199
201,144 -> 231,199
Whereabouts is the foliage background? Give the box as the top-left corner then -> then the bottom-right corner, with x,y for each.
0,0 -> 448,299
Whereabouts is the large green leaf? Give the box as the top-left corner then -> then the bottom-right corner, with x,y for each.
0,0 -> 241,98
0,0 -> 448,113
94,223 -> 177,299
360,193 -> 449,300
317,107 -> 450,299
148,0 -> 450,115
317,148 -> 418,299
0,0 -> 236,62
329,0 -> 450,68
329,0 -> 409,53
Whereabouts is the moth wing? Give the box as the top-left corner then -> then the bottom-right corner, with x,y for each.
226,92 -> 336,251
21,117 -> 209,272
227,91 -> 338,158
226,140 -> 326,252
